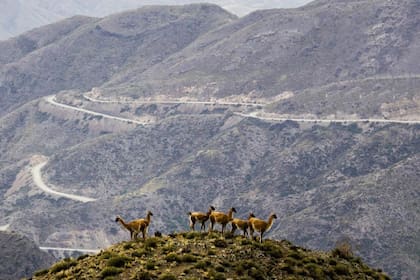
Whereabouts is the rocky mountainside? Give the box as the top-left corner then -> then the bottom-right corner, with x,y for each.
104,0 -> 420,99
0,231 -> 55,280
0,1 -> 419,279
31,233 -> 390,280
0,4 -> 236,116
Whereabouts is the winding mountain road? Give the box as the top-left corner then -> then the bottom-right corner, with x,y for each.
83,92 -> 265,107
48,93 -> 420,125
32,160 -> 97,203
45,95 -> 147,125
234,112 -> 420,125
0,224 -> 10,231
40,246 -> 100,254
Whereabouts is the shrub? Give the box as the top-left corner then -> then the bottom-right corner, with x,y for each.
159,273 -> 177,280
304,263 -> 324,279
123,242 -> 135,250
332,238 -> 354,259
165,253 -> 181,262
77,254 -> 89,261
208,269 -> 226,280
107,255 -> 132,267
240,239 -> 252,246
133,270 -> 154,280
100,267 -> 123,278
132,249 -> 148,257
215,265 -> 225,272
162,244 -> 176,253
144,237 -> 160,248
194,261 -> 208,270
214,239 -> 228,248
208,249 -> 216,255
182,254 -> 197,263
50,259 -> 77,273
288,251 -> 303,260
146,261 -> 156,270
334,263 -> 350,275
100,251 -> 115,259
184,232 -> 201,239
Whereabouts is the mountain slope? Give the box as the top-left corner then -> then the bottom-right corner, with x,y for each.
103,0 -> 420,100
0,4 -> 235,116
0,231 -> 55,280
0,0 -> 312,40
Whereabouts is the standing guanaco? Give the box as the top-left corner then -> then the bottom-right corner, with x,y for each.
188,206 -> 215,231
115,211 -> 153,240
209,207 -> 236,234
231,212 -> 255,237
249,213 -> 277,243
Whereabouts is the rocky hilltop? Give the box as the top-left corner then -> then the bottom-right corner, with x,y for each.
31,232 -> 390,280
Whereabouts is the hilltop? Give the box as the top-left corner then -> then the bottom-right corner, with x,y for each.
31,232 -> 390,280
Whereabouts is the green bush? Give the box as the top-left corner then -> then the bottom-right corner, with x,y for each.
215,265 -> 225,272
184,231 -> 201,239
332,238 -> 354,259
208,249 -> 216,255
214,239 -> 228,248
132,248 -> 148,257
77,254 -> 89,261
100,267 -> 123,278
181,254 -> 197,263
159,273 -> 177,280
107,255 -> 132,267
134,270 -> 154,280
100,251 -> 116,259
304,263 -> 325,279
146,261 -> 156,270
165,253 -> 181,262
50,259 -> 77,273
144,237 -> 160,248
123,242 -> 135,250
334,263 -> 350,275
208,269 -> 226,280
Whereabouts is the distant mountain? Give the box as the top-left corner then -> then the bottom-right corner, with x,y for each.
0,4 -> 236,116
0,231 -> 55,280
0,1 -> 419,280
0,0 -> 312,40
110,0 -> 420,100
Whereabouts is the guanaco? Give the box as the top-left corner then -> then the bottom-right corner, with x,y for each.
188,206 -> 215,231
115,211 -> 153,240
249,213 -> 277,243
209,207 -> 236,234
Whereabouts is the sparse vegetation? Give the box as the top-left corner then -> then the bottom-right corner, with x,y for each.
31,232 -> 390,280
49,258 -> 77,273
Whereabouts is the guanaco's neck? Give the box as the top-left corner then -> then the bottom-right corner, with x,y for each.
266,215 -> 275,231
146,213 -> 152,224
117,218 -> 130,230
228,209 -> 235,220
